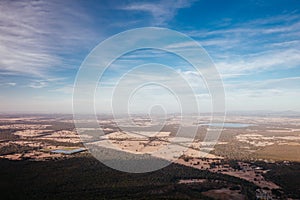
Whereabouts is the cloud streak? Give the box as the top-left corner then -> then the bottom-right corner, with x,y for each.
120,0 -> 195,25
0,0 -> 96,78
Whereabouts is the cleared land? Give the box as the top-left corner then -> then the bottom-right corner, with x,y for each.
0,114 -> 299,199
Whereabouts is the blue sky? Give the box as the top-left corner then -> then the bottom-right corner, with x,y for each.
0,0 -> 300,113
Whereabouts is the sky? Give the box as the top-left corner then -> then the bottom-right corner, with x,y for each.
0,0 -> 300,114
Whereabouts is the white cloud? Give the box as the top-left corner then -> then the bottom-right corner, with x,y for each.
0,82 -> 17,87
215,48 -> 300,76
6,82 -> 16,86
189,13 -> 300,37
185,13 -> 300,64
0,0 -> 96,78
28,80 -> 48,89
120,0 -> 195,25
27,77 -> 68,89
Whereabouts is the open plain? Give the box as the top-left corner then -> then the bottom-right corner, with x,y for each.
0,114 -> 300,199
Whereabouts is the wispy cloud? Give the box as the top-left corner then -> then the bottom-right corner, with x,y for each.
28,80 -> 48,89
0,0 -> 96,78
216,48 -> 300,76
189,13 -> 300,37
0,82 -> 16,87
187,13 -> 300,55
120,0 -> 195,25
181,14 -> 300,78
0,1 -> 299,113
